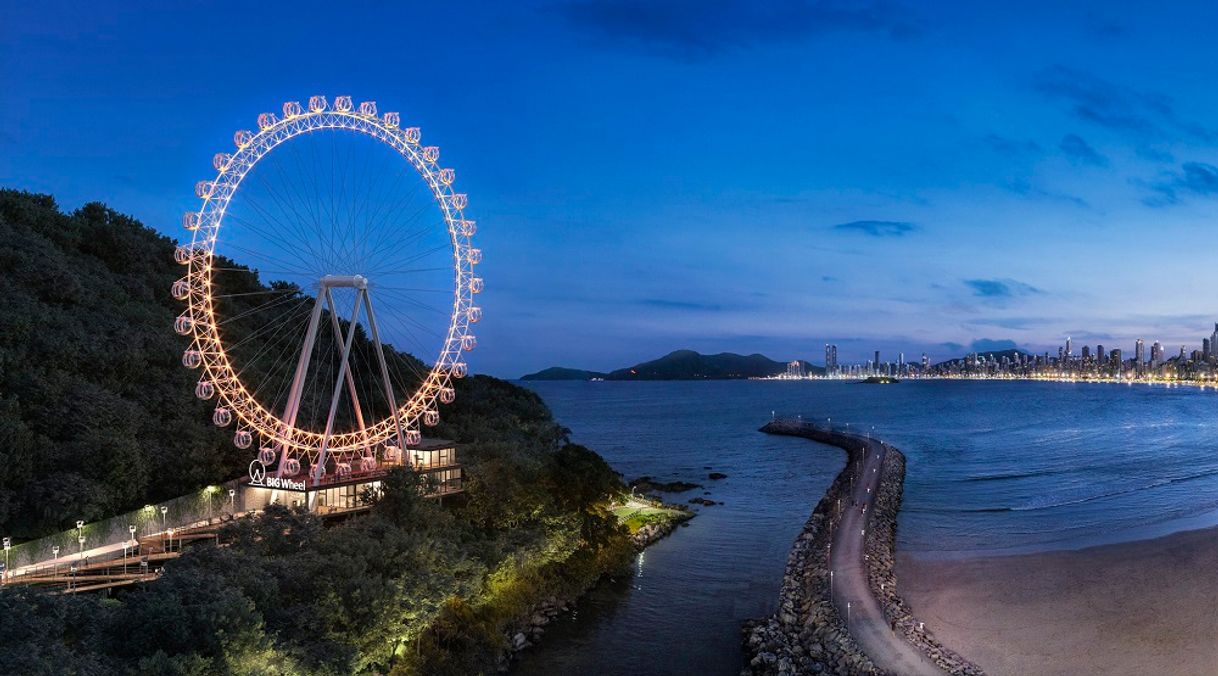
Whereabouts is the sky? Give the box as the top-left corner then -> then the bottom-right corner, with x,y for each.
5,1 -> 1218,377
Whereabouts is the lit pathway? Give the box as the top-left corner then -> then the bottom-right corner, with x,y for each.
829,432 -> 944,676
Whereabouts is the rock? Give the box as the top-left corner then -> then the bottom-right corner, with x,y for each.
689,497 -> 716,506
630,476 -> 702,493
709,472 -> 728,480
512,632 -> 528,650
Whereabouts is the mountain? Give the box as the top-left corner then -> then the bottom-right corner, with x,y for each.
606,349 -> 821,380
520,366 -> 608,381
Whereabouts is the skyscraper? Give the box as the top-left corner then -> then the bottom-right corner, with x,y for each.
1135,339 -> 1145,375
1212,323 -> 1218,360
1065,336 -> 1072,359
1151,341 -> 1163,367
874,350 -> 880,374
921,353 -> 929,371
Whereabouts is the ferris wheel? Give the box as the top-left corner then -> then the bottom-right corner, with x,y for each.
172,95 -> 482,485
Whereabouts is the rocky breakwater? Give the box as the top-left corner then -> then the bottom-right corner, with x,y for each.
863,446 -> 983,676
742,419 -> 881,675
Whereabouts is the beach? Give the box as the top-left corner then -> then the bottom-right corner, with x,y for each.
898,525 -> 1218,676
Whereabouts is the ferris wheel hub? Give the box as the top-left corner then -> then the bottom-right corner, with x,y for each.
320,274 -> 368,290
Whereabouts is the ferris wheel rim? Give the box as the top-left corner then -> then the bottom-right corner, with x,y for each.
176,97 -> 481,458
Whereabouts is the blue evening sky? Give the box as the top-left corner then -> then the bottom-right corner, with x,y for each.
5,1 -> 1218,377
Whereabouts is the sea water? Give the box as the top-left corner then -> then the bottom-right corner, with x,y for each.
512,379 -> 1218,674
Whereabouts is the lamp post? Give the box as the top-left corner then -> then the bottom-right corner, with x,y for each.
228,488 -> 236,513
122,541 -> 130,574
51,545 -> 60,577
2,537 -> 9,582
128,524 -> 137,550
160,505 -> 168,531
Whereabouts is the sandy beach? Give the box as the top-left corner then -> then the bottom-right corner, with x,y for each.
897,525 -> 1218,676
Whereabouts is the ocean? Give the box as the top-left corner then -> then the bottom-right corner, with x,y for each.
511,379 -> 1218,675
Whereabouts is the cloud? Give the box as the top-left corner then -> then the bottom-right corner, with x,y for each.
1002,180 -> 1090,209
831,220 -> 917,237
555,0 -> 916,60
970,338 -> 1019,353
983,134 -> 1041,156
964,279 -> 1043,300
1034,66 -> 1215,142
637,298 -> 723,311
1059,133 -> 1108,166
1143,162 -> 1218,206
966,316 -> 1052,330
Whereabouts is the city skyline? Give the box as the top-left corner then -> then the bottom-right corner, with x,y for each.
820,320 -> 1218,377
7,2 -> 1218,376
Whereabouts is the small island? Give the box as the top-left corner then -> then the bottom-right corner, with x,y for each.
861,376 -> 900,384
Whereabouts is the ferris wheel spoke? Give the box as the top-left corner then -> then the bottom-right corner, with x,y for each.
226,197 -> 328,275
356,160 -> 418,265
361,199 -> 437,265
215,287 -> 302,327
258,152 -> 336,273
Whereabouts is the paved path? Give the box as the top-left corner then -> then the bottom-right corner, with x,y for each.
829,432 -> 944,676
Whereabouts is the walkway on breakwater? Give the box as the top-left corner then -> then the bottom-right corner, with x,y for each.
828,430 -> 942,676
760,418 -> 946,675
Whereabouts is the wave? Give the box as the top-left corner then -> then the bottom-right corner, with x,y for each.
1007,467 -> 1218,512
964,469 -> 1061,482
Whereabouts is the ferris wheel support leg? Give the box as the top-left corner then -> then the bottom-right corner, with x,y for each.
313,289 -> 366,486
324,288 -> 370,457
363,290 -> 407,454
276,290 -> 328,477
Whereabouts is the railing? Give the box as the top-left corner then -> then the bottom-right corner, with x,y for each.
4,478 -> 242,573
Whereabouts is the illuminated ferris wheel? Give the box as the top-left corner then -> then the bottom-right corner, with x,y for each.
172,95 -> 482,485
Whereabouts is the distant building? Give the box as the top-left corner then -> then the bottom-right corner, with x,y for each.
786,360 -> 806,378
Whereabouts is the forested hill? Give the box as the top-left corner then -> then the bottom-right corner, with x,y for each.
523,350 -> 823,380
0,190 -> 244,538
0,190 -> 607,541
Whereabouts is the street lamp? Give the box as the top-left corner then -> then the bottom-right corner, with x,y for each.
160,505 -> 168,531
228,488 -> 236,513
51,545 -> 60,577
2,537 -> 10,582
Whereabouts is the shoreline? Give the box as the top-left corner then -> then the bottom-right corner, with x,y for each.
898,521 -> 1218,676
502,496 -> 692,668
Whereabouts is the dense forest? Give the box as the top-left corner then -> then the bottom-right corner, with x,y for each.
0,189 -> 634,674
